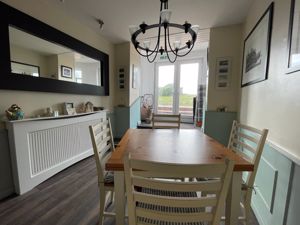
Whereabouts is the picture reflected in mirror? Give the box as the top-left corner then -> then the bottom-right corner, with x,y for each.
9,26 -> 102,86
11,61 -> 40,77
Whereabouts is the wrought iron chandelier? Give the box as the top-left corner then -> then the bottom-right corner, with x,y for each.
129,0 -> 199,63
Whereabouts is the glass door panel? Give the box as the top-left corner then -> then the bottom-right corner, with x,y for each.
179,63 -> 199,118
157,65 -> 175,114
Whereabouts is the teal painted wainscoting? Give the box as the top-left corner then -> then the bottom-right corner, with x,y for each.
204,111 -> 300,225
114,97 -> 141,138
114,106 -> 130,138
203,111 -> 237,146
129,98 -> 141,128
251,143 -> 292,225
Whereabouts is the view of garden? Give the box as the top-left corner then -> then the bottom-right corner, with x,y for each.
158,84 -> 194,115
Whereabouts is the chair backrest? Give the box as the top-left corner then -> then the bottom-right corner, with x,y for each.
227,120 -> 268,187
89,118 -> 114,183
124,154 -> 234,225
152,113 -> 181,129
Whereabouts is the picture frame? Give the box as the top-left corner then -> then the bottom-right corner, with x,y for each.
118,67 -> 125,89
63,102 -> 75,115
215,57 -> 232,90
287,0 -> 300,73
11,61 -> 40,77
241,2 -> 273,87
61,65 -> 72,78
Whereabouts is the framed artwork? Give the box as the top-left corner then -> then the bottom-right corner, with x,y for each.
61,65 -> 72,78
11,61 -> 40,77
287,0 -> 300,73
63,102 -> 75,115
118,67 -> 125,89
241,2 -> 273,87
215,57 -> 231,89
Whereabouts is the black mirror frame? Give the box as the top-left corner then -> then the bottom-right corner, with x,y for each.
0,2 -> 109,96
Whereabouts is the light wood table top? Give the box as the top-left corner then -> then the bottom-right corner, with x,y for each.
106,129 -> 254,172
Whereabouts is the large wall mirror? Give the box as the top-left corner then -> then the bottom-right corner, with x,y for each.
0,2 -> 109,96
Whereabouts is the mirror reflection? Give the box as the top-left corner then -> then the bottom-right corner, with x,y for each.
9,26 -> 101,86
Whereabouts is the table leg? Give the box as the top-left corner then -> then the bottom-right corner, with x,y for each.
225,171 -> 242,225
114,171 -> 125,225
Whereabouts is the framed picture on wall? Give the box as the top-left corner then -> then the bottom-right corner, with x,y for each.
118,67 -> 125,89
287,0 -> 300,73
61,65 -> 72,78
241,2 -> 274,87
215,57 -> 232,90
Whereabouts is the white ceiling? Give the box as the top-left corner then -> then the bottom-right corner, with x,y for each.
44,0 -> 253,44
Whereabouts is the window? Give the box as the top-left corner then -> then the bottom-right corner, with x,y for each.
75,70 -> 82,83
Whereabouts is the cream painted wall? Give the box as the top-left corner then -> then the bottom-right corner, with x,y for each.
0,0 -> 115,120
0,91 -> 105,120
239,0 -> 300,160
140,57 -> 155,97
115,42 -> 130,106
207,25 -> 243,112
114,42 -> 140,106
129,44 -> 141,105
46,55 -> 59,79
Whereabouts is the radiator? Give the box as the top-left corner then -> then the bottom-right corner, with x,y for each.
6,112 -> 106,194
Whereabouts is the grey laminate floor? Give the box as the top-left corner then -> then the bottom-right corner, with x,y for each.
0,157 -> 259,225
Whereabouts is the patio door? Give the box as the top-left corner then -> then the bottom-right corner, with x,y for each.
155,60 -> 200,123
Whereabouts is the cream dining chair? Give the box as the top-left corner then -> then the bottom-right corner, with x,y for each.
152,113 -> 181,129
227,120 -> 268,224
124,153 -> 234,225
89,118 -> 115,225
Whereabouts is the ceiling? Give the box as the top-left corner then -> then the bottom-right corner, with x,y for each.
44,0 -> 253,45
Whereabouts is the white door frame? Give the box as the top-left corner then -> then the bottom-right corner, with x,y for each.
154,58 -> 202,123
177,58 -> 202,123
154,61 -> 176,115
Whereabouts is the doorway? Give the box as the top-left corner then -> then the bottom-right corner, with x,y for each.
155,60 -> 201,123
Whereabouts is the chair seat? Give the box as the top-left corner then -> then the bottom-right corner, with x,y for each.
137,188 -> 204,225
137,218 -> 204,225
141,187 -> 198,197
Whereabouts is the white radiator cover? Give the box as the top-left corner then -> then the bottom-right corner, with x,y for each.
6,111 -> 106,194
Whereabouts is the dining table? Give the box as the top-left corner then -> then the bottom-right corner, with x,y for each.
106,128 -> 254,225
